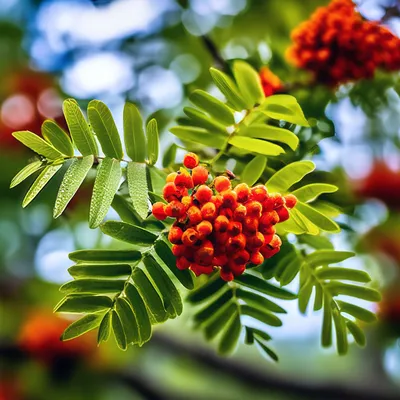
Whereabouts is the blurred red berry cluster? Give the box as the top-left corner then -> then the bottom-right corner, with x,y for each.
259,67 -> 283,97
152,153 -> 297,281
286,0 -> 400,86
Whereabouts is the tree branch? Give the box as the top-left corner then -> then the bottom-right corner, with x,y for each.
200,35 -> 227,71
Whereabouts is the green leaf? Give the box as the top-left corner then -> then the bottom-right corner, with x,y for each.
229,136 -> 284,156
233,60 -> 264,107
337,301 -> 377,323
245,326 -> 254,344
42,120 -> 74,157
186,274 -> 226,304
298,235 -> 334,250
169,126 -> 226,149
279,256 -> 302,286
204,302 -> 237,341
162,143 -> 177,167
60,279 -> 125,294
209,67 -> 247,111
111,194 -> 143,225
127,162 -> 149,220
69,249 -> 142,263
262,95 -> 309,126
345,319 -> 366,347
322,295 -> 332,347
143,255 -> 183,317
189,89 -> 235,125
68,263 -> 132,278
111,309 -> 127,350
266,161 -> 315,193
115,297 -> 140,345
53,155 -> 94,218
125,283 -> 152,345
254,339 -> 279,362
291,208 -> 320,235
61,313 -> 104,341
148,165 -> 167,195
123,102 -> 146,162
132,268 -> 168,323
241,155 -> 266,186
235,274 -> 297,300
292,184 -> 338,203
305,250 -> 355,268
55,295 -> 113,313
183,107 -> 227,133
326,283 -> 381,302
298,274 -> 314,314
87,100 -> 123,160
89,157 -> 122,228
314,283 -> 323,311
332,309 -> 348,355
154,241 -> 194,290
63,99 -> 98,156
98,310 -> 112,344
218,312 -> 242,355
240,305 -> 282,327
12,130 -> 63,160
239,124 -> 299,151
296,202 -> 340,233
22,164 -> 62,208
251,328 -> 272,342
10,160 -> 44,188
146,118 -> 159,166
315,267 -> 371,283
100,221 -> 157,246
193,290 -> 233,325
236,288 -> 286,314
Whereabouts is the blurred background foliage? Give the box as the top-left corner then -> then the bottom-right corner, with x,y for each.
0,0 -> 399,399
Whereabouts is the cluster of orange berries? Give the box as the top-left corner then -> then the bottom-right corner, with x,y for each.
152,153 -> 297,282
259,67 -> 284,97
286,0 -> 400,86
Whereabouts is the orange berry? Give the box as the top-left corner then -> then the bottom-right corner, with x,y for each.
191,263 -> 214,276
259,211 -> 279,226
260,245 -> 280,259
152,202 -> 167,220
195,185 -> 213,203
214,176 -> 231,192
270,193 -> 285,209
232,249 -> 250,265
227,233 -> 246,252
183,152 -> 199,169
228,221 -> 242,236
166,172 -> 178,183
201,202 -> 217,221
192,165 -> 209,186
168,226 -> 183,244
176,256 -> 191,270
263,231 -> 275,246
219,207 -> 233,219
233,204 -> 247,221
261,198 -> 275,212
214,215 -> 229,232
269,234 -> 282,249
220,267 -> 234,282
182,228 -> 199,246
187,206 -> 202,225
181,196 -> 192,209
172,244 -> 185,257
276,206 -> 290,222
228,261 -> 246,277
251,185 -> 268,202
250,251 -> 264,265
214,231 -> 229,245
221,190 -> 237,209
196,220 -> 213,239
284,194 -> 297,209
234,183 -> 250,203
246,201 -> 262,218
243,216 -> 259,234
175,172 -> 194,189
212,254 -> 228,267
195,240 -> 214,265
246,232 -> 265,250
163,182 -> 180,201
165,200 -> 186,218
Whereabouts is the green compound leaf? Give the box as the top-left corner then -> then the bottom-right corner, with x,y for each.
304,250 -> 355,268
169,126 -> 226,149
186,274 -> 226,304
239,124 -> 299,151
69,249 -> 142,263
233,60 -> 264,108
61,313 -> 104,341
296,202 -> 340,233
60,279 -> 125,294
146,118 -> 159,166
10,160 -> 44,188
266,160 -> 315,193
241,155 -> 267,186
321,295 -> 332,347
337,301 -> 377,323
63,99 -> 98,156
112,309 -> 127,350
22,164 -> 63,208
89,157 -> 122,228
315,267 -> 371,283
229,136 -> 284,156
325,282 -> 381,302
68,263 -> 132,279
87,100 -> 123,160
183,107 -> 227,133
12,130 -> 63,160
236,288 -> 286,314
209,67 -> 248,111
346,319 -> 366,347
127,162 -> 149,219
218,312 -> 242,355
162,143 -> 177,167
204,302 -> 237,341
193,290 -> 233,326
54,155 -> 94,218
254,339 -> 279,362
292,184 -> 338,203
262,95 -> 309,126
100,221 -> 157,246
240,305 -> 282,327
115,297 -> 140,345
123,102 -> 146,162
41,120 -> 74,157
332,309 -> 348,355
55,295 -> 113,313
97,310 -> 112,344
189,89 -> 235,126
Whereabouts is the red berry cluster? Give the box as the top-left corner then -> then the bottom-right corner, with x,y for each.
259,67 -> 284,97
152,153 -> 297,282
286,0 -> 400,86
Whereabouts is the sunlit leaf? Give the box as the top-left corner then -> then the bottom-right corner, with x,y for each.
233,60 -> 264,107
62,313 -> 104,341
229,136 -> 284,156
10,160 -> 44,188
262,95 -> 309,126
147,118 -> 159,166
241,155 -> 266,186
42,120 -> 74,157
55,295 -> 113,313
291,183 -> 338,203
127,162 -> 149,219
123,102 -> 146,162
169,126 -> 226,149
100,221 -> 157,246
60,279 -> 125,294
